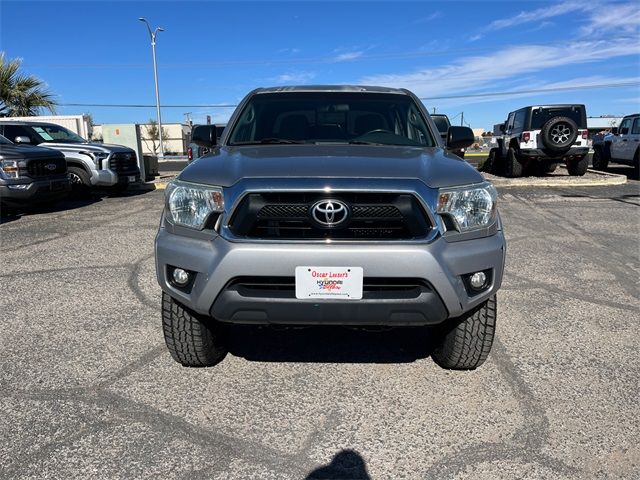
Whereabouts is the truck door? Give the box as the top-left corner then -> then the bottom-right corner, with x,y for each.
612,117 -> 633,161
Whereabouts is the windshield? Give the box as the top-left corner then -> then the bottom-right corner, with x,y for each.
32,124 -> 87,143
0,134 -> 12,145
228,92 -> 436,147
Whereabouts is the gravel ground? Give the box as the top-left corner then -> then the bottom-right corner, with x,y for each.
0,182 -> 638,479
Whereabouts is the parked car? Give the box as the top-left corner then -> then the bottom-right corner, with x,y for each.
0,121 -> 141,192
489,104 -> 589,177
592,113 -> 640,177
0,133 -> 70,207
156,85 -> 505,371
431,113 -> 465,159
187,125 -> 226,163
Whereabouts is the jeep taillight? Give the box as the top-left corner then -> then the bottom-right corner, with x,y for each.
187,147 -> 193,161
522,132 -> 530,142
581,130 -> 588,139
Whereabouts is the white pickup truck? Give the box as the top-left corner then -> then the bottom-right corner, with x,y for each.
592,113 -> 640,177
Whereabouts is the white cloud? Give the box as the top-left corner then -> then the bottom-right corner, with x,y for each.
487,1 -> 592,31
359,39 -> 640,99
468,34 -> 484,42
413,11 -> 443,24
581,4 -> 640,35
271,71 -> 316,84
333,51 -> 364,62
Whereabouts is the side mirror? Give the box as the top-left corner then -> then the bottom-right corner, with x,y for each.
447,126 -> 474,150
610,127 -> 618,135
192,124 -> 217,148
499,123 -> 506,133
14,136 -> 31,144
620,127 -> 629,135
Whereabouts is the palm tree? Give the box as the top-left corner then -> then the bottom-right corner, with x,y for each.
0,53 -> 57,116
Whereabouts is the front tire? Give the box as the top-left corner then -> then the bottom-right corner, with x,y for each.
567,155 -> 588,176
161,292 -> 227,367
505,148 -> 523,178
591,146 -> 609,171
67,166 -> 91,196
432,296 -> 497,370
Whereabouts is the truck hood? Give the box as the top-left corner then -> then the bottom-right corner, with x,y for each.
36,142 -> 135,154
179,144 -> 484,189
0,143 -> 65,160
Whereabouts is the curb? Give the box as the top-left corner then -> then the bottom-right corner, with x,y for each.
483,168 -> 627,187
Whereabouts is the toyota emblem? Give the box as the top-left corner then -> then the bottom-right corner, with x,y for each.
44,163 -> 57,171
311,199 -> 349,227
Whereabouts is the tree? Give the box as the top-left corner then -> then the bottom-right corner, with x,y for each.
0,53 -> 57,117
143,119 -> 169,156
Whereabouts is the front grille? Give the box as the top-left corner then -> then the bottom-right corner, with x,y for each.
229,277 -> 431,297
109,152 -> 138,174
229,192 -> 431,240
25,157 -> 67,177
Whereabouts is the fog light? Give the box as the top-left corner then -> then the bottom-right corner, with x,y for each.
172,268 -> 190,286
470,271 -> 487,289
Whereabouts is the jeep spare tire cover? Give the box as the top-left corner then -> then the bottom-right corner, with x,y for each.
540,116 -> 578,152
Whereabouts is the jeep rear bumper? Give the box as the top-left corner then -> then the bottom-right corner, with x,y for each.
155,228 -> 506,325
518,147 -> 589,159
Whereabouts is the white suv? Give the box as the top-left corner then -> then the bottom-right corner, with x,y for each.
489,105 -> 589,177
592,114 -> 640,177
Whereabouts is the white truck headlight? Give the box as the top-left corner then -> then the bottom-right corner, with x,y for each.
165,180 -> 224,229
437,183 -> 497,232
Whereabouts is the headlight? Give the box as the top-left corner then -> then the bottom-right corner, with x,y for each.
437,183 -> 497,232
0,159 -> 19,179
165,180 -> 224,230
84,151 -> 109,168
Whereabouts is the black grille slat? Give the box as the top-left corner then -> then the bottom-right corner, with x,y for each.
109,152 -> 138,174
25,158 -> 67,177
230,192 -> 431,240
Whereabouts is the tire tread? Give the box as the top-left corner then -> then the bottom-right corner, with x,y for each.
433,296 -> 497,370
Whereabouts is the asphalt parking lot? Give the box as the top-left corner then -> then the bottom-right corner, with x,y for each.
1,181 -> 639,479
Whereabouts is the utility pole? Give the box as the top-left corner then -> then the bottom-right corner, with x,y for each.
139,17 -> 165,159
461,112 -> 464,126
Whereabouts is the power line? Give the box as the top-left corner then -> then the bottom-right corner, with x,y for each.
59,81 -> 640,108
419,81 -> 640,101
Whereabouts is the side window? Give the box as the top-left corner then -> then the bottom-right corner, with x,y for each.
3,125 -> 34,143
619,118 -> 632,134
513,110 -> 526,132
506,113 -> 515,132
630,118 -> 639,135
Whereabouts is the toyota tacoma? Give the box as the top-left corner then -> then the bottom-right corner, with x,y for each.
155,86 -> 506,370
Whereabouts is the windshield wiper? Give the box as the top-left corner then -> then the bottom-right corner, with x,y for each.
348,140 -> 385,146
230,138 -> 306,146
259,138 -> 305,144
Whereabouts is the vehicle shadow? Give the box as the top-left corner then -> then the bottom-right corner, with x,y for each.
602,165 -> 639,181
225,324 -> 435,364
305,450 -> 371,480
0,185 -> 158,223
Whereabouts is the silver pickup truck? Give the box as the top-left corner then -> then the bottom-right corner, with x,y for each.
592,113 -> 640,177
155,85 -> 506,371
0,121 -> 141,192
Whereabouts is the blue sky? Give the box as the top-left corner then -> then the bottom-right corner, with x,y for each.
1,0 -> 638,130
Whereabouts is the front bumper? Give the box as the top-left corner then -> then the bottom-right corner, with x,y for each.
91,168 -> 141,187
0,175 -> 70,204
155,227 -> 506,325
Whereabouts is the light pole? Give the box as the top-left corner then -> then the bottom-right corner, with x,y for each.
139,17 -> 165,159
